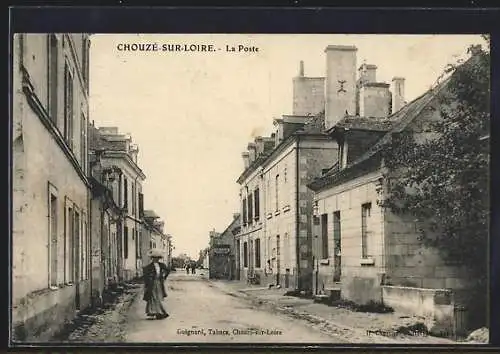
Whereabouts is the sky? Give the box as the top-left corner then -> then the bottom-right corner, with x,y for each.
89,34 -> 486,259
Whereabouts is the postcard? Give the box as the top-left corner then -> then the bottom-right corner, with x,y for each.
10,31 -> 490,346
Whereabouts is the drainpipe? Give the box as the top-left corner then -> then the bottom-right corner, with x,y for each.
117,170 -> 123,283
88,174 -> 93,307
295,138 -> 301,291
132,175 -> 141,278
379,159 -> 388,303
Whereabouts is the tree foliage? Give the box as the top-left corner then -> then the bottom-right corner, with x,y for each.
378,45 -> 490,280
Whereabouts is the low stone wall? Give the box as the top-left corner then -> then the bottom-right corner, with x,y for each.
342,276 -> 383,304
381,285 -> 466,337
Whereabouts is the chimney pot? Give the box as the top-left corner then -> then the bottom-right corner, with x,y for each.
299,60 -> 304,77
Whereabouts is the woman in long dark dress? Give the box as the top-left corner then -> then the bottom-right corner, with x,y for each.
143,249 -> 170,319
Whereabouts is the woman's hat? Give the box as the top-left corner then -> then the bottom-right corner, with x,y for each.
148,249 -> 163,258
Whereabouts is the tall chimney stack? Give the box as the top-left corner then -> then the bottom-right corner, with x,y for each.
247,143 -> 256,162
242,152 -> 250,169
299,60 -> 304,77
325,45 -> 358,130
391,77 -> 405,113
358,63 -> 377,85
359,83 -> 391,118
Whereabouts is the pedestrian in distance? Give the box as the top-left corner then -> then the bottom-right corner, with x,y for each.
186,264 -> 190,274
143,249 -> 170,320
191,263 -> 196,275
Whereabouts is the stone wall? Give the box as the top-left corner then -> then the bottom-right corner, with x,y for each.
298,138 -> 339,291
381,285 -> 467,337
315,170 -> 385,304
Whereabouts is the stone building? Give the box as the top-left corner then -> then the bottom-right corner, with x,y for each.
237,114 -> 338,291
12,33 -> 92,341
94,126 -> 146,280
208,214 -> 241,280
143,210 -> 171,266
308,52 -> 485,336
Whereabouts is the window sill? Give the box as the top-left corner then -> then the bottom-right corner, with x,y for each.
319,259 -> 330,265
266,213 -> 273,220
274,210 -> 280,216
282,205 -> 291,213
360,257 -> 375,266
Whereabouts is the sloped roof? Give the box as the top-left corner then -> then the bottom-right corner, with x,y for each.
144,210 -> 160,219
333,115 -> 396,132
89,124 -> 128,152
237,110 -> 327,184
309,76 -> 451,191
221,214 -> 241,237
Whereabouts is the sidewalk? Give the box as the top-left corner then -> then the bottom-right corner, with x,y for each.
204,278 -> 461,344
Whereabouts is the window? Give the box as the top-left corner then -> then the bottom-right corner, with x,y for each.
321,214 -> 329,258
65,202 -> 75,283
276,235 -> 281,271
242,197 -> 247,225
80,113 -> 87,172
80,216 -> 86,281
361,203 -> 372,258
131,183 -> 136,216
255,238 -> 261,268
74,211 -> 80,283
248,194 -> 253,224
243,242 -> 248,268
63,61 -> 74,149
254,188 -> 260,220
124,226 -> 129,259
275,175 -> 279,211
236,240 -> 240,262
48,187 -> 58,287
135,229 -> 140,258
82,37 -> 90,91
138,193 -> 144,218
137,231 -> 142,259
47,34 -> 58,124
123,177 -> 128,210
333,211 -> 341,255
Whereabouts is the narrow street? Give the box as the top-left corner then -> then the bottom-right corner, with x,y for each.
124,272 -> 346,343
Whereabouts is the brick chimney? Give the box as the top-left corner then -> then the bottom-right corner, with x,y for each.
247,143 -> 256,162
325,45 -> 358,130
241,152 -> 250,169
255,136 -> 264,156
359,83 -> 391,118
391,77 -> 405,113
293,60 -> 325,116
358,63 -> 377,85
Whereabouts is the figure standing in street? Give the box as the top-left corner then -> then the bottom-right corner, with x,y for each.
191,262 -> 196,275
185,263 -> 190,274
143,249 -> 170,320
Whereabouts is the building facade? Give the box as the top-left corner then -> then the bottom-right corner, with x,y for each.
12,33 -> 92,341
208,214 -> 241,280
143,210 -> 171,266
308,53 -> 485,336
95,127 -> 146,280
236,114 -> 338,291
